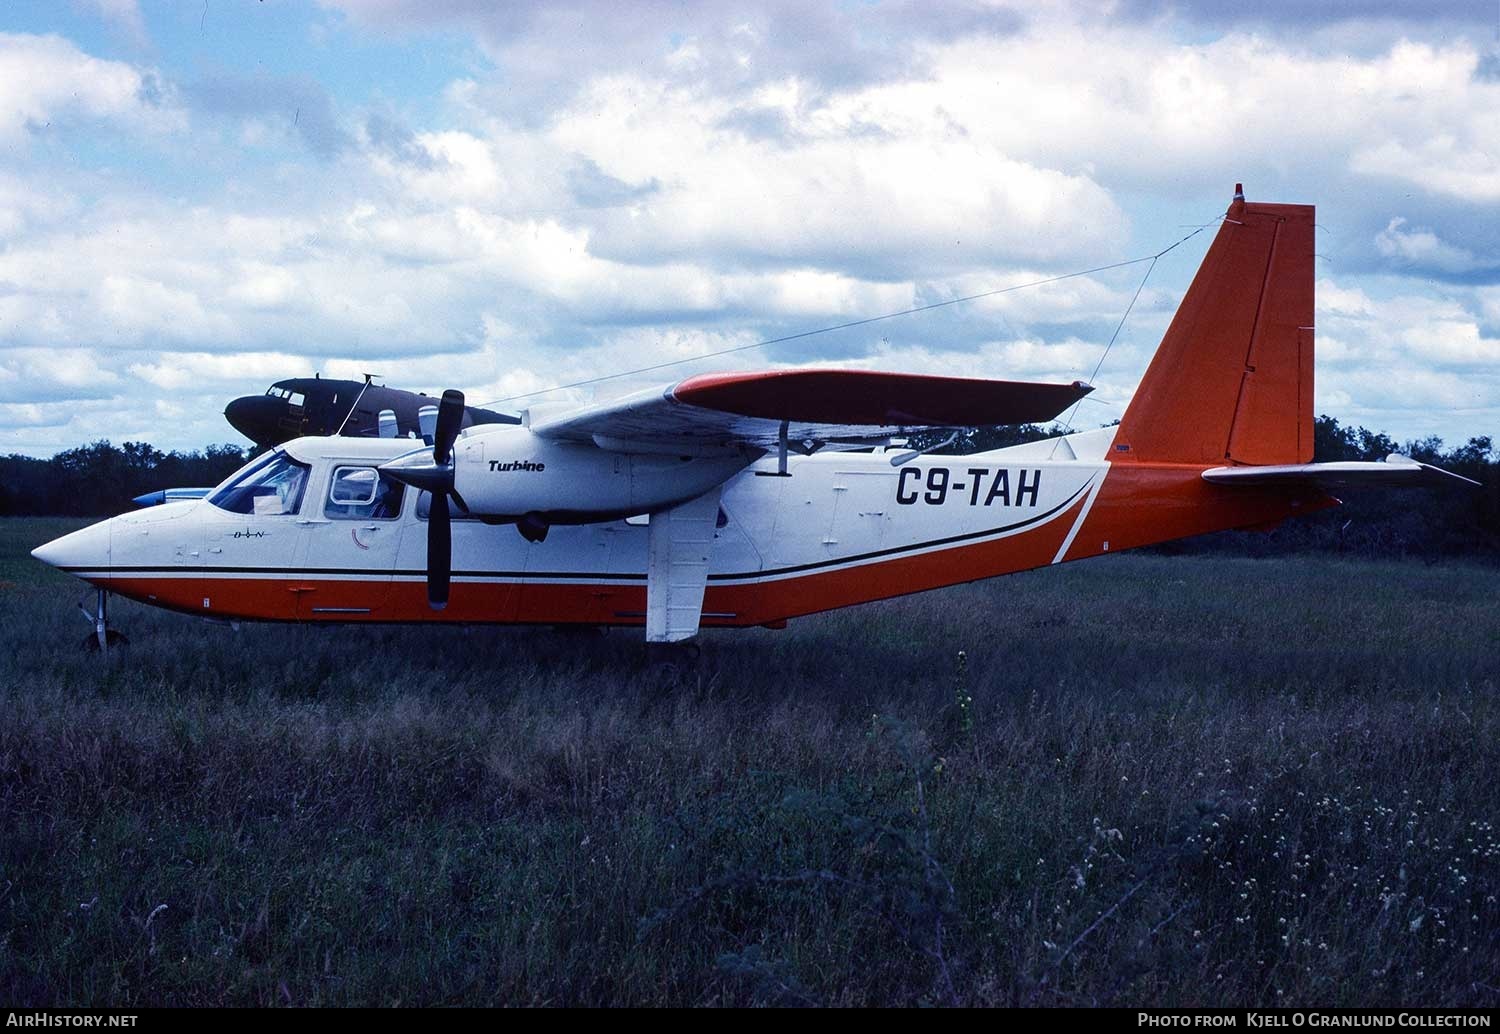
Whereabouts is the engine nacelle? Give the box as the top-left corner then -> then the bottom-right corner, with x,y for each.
449,426 -> 749,522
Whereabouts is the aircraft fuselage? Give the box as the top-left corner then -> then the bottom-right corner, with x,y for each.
31,428 -> 1332,630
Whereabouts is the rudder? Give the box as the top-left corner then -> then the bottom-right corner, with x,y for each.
1113,187 -> 1314,465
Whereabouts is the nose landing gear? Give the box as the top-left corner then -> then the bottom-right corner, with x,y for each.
78,588 -> 128,652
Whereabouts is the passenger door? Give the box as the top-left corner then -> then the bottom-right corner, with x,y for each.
293,464 -> 409,619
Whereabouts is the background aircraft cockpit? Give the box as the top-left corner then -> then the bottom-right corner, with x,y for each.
224,375 -> 519,449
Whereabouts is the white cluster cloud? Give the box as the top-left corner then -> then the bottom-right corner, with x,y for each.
544,74 -> 1124,275
0,6 -> 1495,454
1316,278 -> 1499,433
1375,218 -> 1492,277
0,32 -> 179,143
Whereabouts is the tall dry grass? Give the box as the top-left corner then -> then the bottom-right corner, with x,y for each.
1,518 -> 1496,1005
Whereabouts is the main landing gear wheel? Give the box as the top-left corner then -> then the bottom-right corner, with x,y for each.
641,641 -> 708,705
646,640 -> 702,666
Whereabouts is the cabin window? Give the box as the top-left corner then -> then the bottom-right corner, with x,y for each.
415,491 -> 477,521
207,451 -> 310,516
325,466 -> 405,520
329,466 -> 378,506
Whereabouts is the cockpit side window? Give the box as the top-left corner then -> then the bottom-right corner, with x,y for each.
207,451 -> 311,516
325,466 -> 406,520
288,392 -> 305,408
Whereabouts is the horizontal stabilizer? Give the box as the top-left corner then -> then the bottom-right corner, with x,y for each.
1202,455 -> 1480,490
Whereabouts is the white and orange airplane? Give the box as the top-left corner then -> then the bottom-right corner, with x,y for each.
32,189 -> 1475,647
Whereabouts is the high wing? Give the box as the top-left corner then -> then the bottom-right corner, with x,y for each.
527,369 -> 1093,453
1202,454 -> 1480,490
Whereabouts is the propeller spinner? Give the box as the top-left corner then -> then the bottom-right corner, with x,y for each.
379,389 -> 467,609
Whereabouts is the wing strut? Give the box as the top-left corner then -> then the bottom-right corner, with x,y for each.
645,487 -> 723,642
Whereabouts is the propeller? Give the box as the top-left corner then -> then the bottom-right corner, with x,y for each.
379,389 -> 466,609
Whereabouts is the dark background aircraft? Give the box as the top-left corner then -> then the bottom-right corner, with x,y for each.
224,376 -> 519,448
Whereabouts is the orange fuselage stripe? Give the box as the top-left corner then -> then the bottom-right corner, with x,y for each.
90,464 -> 1335,627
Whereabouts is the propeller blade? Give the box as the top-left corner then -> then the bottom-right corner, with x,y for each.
427,489 -> 452,610
433,389 -> 465,466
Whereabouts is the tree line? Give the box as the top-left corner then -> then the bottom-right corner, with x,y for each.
1166,417 -> 1496,561
1,417 -> 1495,560
0,441 -> 251,517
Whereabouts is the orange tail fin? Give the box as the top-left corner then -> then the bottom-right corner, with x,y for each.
1113,186 -> 1314,466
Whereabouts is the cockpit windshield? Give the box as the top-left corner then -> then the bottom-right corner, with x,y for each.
207,450 -> 311,516
264,385 -> 306,406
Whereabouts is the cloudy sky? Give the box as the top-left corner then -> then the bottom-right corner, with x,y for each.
1,0 -> 1497,456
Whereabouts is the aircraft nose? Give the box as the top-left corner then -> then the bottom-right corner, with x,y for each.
224,395 -> 282,446
31,519 -> 111,574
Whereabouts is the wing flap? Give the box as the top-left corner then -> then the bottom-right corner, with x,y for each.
1202,456 -> 1480,490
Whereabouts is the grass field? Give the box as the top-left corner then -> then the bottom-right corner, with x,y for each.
1,516 -> 1497,1007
